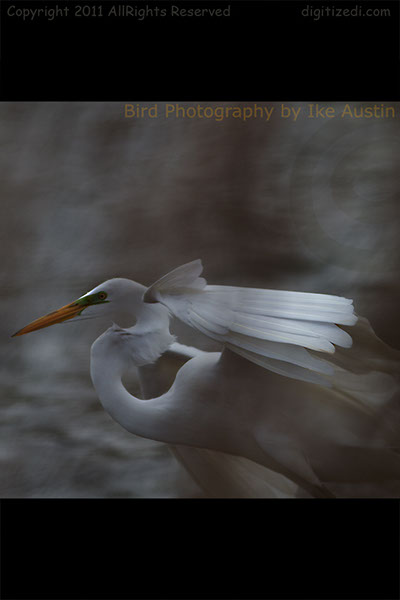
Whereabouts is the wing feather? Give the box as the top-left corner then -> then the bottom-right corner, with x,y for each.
143,259 -> 207,302
144,260 -> 358,384
226,344 -> 332,386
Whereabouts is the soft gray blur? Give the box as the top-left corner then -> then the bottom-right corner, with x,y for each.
1,102 -> 399,497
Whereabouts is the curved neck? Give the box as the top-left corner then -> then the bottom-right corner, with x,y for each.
90,303 -> 177,443
90,347 -> 176,443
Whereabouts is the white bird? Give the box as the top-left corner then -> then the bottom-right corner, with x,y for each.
13,260 -> 400,498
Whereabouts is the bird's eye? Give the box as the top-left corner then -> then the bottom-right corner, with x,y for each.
98,292 -> 107,300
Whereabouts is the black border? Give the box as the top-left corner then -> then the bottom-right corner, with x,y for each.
0,0 -> 399,100
1,499 -> 399,599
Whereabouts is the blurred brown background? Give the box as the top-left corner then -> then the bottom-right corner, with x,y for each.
1,101 -> 399,496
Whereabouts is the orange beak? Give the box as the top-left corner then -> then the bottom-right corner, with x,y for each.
12,301 -> 84,337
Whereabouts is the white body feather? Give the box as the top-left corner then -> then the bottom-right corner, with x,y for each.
87,260 -> 400,498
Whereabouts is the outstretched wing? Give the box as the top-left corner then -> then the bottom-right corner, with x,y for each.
144,260 -> 358,385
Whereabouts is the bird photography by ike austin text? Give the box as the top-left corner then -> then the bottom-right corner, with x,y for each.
124,102 -> 399,122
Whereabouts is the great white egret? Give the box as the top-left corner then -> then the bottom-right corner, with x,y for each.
13,260 -> 400,497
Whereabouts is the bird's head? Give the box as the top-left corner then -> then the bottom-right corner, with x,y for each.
12,278 -> 147,337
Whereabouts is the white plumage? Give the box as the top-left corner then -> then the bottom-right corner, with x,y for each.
144,259 -> 357,384
14,259 -> 400,498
